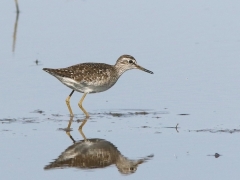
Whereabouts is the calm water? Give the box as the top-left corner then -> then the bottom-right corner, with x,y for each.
1,0 -> 240,179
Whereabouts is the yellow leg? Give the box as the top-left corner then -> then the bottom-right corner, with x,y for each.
66,116 -> 73,131
65,90 -> 74,117
79,118 -> 89,130
65,116 -> 76,143
78,92 -> 89,117
78,118 -> 89,141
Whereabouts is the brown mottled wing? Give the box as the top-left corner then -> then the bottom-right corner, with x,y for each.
43,63 -> 115,85
68,63 -> 114,85
43,67 -> 75,79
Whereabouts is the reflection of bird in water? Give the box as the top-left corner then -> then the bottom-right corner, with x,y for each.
44,138 -> 153,174
43,55 -> 153,117
44,118 -> 153,174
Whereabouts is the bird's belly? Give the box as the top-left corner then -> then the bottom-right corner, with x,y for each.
57,76 -> 112,93
77,84 -> 111,93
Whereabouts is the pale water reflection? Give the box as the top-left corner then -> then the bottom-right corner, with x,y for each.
45,117 -> 153,174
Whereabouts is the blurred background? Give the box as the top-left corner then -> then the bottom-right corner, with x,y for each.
1,0 -> 240,179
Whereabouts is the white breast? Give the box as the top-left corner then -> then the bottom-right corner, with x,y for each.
55,75 -> 114,93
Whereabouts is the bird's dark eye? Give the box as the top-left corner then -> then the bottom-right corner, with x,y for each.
129,60 -> 133,64
130,167 -> 134,171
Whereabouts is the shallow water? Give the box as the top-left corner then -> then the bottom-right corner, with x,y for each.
1,0 -> 240,179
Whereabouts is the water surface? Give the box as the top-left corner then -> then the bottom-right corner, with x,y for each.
1,0 -> 240,179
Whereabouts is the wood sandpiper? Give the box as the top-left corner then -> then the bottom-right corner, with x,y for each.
43,54 -> 153,117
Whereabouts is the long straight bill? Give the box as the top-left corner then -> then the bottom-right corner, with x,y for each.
135,64 -> 153,74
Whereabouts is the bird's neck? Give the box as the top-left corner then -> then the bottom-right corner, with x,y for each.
114,64 -> 129,77
115,155 -> 132,169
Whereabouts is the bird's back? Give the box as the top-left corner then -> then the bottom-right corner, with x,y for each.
43,63 -> 119,93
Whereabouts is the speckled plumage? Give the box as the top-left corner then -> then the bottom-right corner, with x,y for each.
43,63 -> 119,93
43,55 -> 153,117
